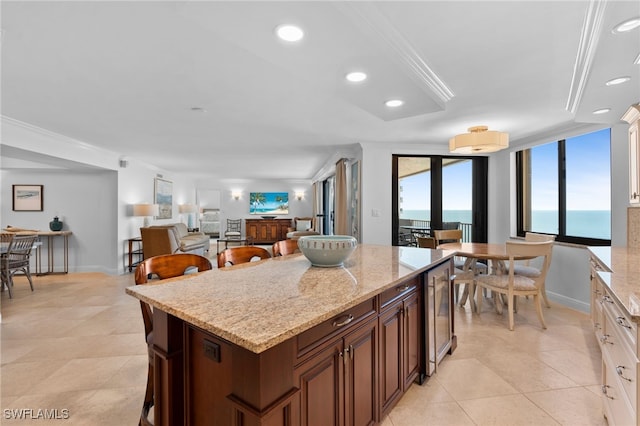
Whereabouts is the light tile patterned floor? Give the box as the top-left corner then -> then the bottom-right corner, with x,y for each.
1,273 -> 606,425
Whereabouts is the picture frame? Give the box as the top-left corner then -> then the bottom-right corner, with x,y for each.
12,184 -> 43,211
154,178 -> 173,219
249,192 -> 289,215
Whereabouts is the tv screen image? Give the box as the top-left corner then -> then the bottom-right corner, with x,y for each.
249,192 -> 289,215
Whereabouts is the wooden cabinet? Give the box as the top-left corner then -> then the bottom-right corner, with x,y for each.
623,104 -> 640,204
378,279 -> 422,417
295,318 -> 378,426
245,218 -> 291,244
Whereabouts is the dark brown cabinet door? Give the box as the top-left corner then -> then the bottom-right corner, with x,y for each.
403,290 -> 421,388
344,320 -> 378,426
378,304 -> 403,415
296,341 -> 344,426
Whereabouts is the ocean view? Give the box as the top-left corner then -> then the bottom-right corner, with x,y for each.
400,209 -> 611,240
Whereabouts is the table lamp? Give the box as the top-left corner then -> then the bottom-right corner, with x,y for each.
133,203 -> 159,227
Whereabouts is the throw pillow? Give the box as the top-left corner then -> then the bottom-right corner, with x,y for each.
297,220 -> 311,231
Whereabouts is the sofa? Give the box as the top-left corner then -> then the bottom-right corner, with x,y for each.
140,223 -> 210,259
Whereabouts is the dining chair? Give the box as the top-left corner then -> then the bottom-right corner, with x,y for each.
224,219 -> 242,239
472,240 -> 553,331
272,239 -> 300,256
416,236 -> 436,249
509,232 -> 555,308
433,229 -> 487,306
217,246 -> 271,268
134,253 -> 212,426
1,234 -> 38,299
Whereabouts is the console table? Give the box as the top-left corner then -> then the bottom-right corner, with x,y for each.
245,218 -> 291,244
6,230 -> 72,275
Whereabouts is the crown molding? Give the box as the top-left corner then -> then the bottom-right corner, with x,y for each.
565,0 -> 608,114
336,2 -> 454,107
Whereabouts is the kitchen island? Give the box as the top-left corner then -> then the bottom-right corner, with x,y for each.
126,244 -> 456,425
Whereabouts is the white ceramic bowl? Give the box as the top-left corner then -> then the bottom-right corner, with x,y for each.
297,235 -> 357,267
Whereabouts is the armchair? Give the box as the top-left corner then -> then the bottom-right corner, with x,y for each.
286,217 -> 319,240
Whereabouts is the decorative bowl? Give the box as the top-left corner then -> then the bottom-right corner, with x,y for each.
297,235 -> 357,267
261,215 -> 276,219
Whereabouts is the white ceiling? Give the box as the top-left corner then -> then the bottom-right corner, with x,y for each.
1,1 -> 639,180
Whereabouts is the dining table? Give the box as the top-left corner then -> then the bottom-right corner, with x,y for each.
438,242 -> 535,313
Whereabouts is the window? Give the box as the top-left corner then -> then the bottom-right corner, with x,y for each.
392,155 -> 488,245
516,128 -> 611,245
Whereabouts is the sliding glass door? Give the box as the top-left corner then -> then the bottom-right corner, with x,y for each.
392,155 -> 487,246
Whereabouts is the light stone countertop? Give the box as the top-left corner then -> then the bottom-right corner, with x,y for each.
589,246 -> 640,321
126,244 -> 454,353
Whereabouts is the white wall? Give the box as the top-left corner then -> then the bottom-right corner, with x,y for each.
195,179 -> 314,236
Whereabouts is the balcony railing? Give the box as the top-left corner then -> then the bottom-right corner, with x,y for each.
398,219 -> 473,245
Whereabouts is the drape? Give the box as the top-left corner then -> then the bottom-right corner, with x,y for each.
334,158 -> 348,235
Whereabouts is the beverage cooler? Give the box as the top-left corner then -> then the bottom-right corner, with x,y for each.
424,258 -> 455,376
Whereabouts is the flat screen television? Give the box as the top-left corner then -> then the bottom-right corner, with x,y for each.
249,192 -> 289,215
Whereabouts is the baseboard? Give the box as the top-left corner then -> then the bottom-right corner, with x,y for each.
547,290 -> 590,314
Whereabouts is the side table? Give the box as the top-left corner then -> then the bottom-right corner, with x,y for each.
127,237 -> 143,272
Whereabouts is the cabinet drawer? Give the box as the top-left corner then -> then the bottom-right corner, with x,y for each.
296,298 -> 377,359
602,292 -> 638,353
603,354 -> 636,426
603,305 -> 639,412
379,277 -> 419,311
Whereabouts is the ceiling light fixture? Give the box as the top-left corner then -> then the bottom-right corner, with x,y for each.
346,72 -> 367,83
605,76 -> 631,86
275,24 -> 304,42
385,99 -> 404,107
593,108 -> 611,114
449,126 -> 509,154
613,17 -> 640,33
634,53 -> 640,65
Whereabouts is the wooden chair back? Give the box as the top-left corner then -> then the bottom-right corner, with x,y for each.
433,229 -> 463,246
134,253 -> 212,336
226,219 -> 242,233
217,246 -> 271,268
272,239 -> 300,256
416,236 -> 436,249
506,240 -> 554,287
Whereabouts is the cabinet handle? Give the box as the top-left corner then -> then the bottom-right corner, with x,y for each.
396,284 -> 410,292
600,334 -> 613,345
601,295 -> 613,305
332,314 -> 354,328
349,344 -> 354,360
616,316 -> 632,330
601,385 -> 614,399
616,365 -> 633,382
633,192 -> 639,199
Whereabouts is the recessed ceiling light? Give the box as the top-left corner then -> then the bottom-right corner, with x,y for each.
385,99 -> 404,107
606,76 -> 631,86
593,108 -> 611,115
275,24 -> 304,42
345,72 -> 367,83
613,17 -> 640,33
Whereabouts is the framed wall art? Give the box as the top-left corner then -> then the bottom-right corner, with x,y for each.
154,178 -> 173,219
12,184 -> 43,211
249,192 -> 289,215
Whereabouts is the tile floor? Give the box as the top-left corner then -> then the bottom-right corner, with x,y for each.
1,272 -> 606,425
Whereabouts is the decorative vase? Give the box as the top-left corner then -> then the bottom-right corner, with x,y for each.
49,216 -> 63,231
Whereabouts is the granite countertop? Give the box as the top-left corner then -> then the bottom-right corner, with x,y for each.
126,244 -> 454,353
588,246 -> 640,321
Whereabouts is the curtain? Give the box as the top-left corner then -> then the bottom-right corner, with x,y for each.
335,158 -> 348,235
312,181 -> 319,233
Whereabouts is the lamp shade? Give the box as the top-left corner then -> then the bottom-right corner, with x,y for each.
133,203 -> 159,217
449,126 -> 509,154
178,204 -> 197,214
